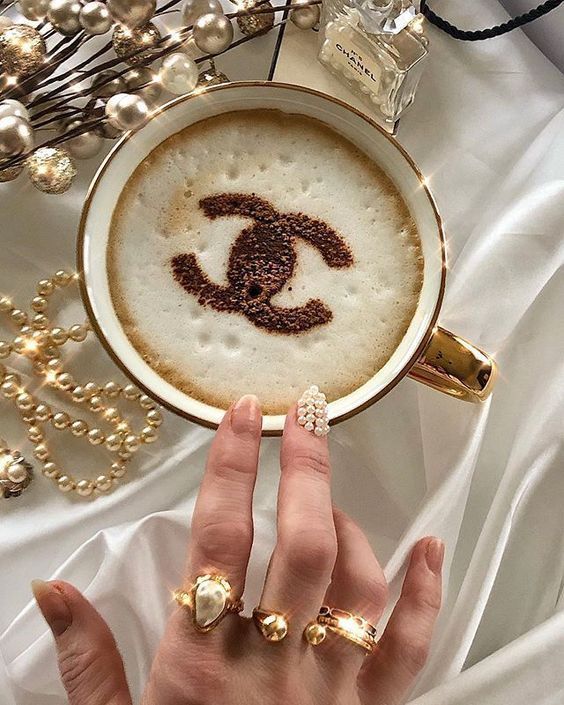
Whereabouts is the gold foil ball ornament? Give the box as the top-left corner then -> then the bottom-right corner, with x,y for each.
105,92 -> 149,130
0,115 -> 34,158
159,53 -> 198,95
0,24 -> 46,77
0,99 -> 29,121
26,146 -> 77,194
0,161 -> 24,182
112,22 -> 161,65
79,1 -> 113,35
289,0 -> 320,30
19,0 -> 49,20
237,0 -> 274,37
107,0 -> 156,29
197,61 -> 229,88
47,0 -> 83,35
193,13 -> 233,55
180,0 -> 222,27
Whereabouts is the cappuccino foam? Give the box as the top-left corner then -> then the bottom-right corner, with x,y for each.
108,110 -> 423,414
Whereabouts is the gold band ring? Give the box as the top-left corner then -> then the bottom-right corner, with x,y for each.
253,608 -> 289,642
304,606 -> 377,653
174,574 -> 243,633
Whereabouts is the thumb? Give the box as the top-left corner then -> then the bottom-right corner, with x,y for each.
32,580 -> 132,705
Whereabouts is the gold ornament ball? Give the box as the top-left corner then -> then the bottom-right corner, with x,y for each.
107,0 -> 156,29
112,22 -> 161,66
290,0 -> 320,30
19,0 -> 49,21
47,0 -> 83,36
304,622 -> 326,645
26,146 -> 77,194
237,0 -> 274,37
180,0 -> 222,27
0,115 -> 34,159
0,24 -> 46,77
193,13 -> 233,55
79,1 -> 113,35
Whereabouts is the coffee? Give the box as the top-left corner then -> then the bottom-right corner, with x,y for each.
108,110 -> 423,414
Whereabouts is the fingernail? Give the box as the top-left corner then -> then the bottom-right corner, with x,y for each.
230,394 -> 261,434
425,538 -> 445,575
31,579 -> 73,636
297,385 -> 329,437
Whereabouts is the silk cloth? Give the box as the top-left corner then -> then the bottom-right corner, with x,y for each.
1,2 -> 563,703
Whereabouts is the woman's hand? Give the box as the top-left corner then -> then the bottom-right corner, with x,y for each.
33,394 -> 443,705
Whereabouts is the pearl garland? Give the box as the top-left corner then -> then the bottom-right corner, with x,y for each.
0,270 -> 163,499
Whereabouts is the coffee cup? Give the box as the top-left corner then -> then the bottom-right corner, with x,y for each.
78,82 -> 496,435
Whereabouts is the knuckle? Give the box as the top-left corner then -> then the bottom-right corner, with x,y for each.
284,528 -> 337,577
211,450 -> 255,480
284,449 -> 331,479
361,576 -> 389,610
406,585 -> 442,613
194,516 -> 252,565
397,639 -> 431,675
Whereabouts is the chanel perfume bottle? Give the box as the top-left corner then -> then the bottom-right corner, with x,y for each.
318,0 -> 428,128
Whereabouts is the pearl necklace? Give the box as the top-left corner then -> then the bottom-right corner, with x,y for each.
0,270 -> 162,498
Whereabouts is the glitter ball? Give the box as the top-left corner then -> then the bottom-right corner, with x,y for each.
112,22 -> 161,66
196,61 -> 230,89
237,0 -> 274,36
0,24 -> 46,77
26,147 -> 77,194
0,161 -> 23,182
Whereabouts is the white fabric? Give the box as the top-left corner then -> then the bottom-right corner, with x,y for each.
1,1 -> 564,703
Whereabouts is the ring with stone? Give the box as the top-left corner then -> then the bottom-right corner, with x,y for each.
305,606 -> 377,652
252,608 -> 289,642
174,574 -> 243,633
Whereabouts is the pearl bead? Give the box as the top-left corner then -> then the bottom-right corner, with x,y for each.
180,0 -> 222,27
110,461 -> 127,478
56,372 -> 74,390
160,53 -> 198,95
28,424 -> 43,440
103,381 -> 121,398
0,342 -> 12,359
71,386 -> 86,403
33,443 -> 49,461
104,407 -> 120,423
19,0 -> 49,20
146,409 -> 162,427
16,392 -> 34,410
76,479 -> 94,496
53,270 -> 72,286
83,382 -> 99,397
139,394 -> 155,410
0,296 -> 12,312
20,409 -> 36,423
47,0 -> 83,35
141,426 -> 157,443
88,428 -> 105,445
32,313 -> 48,329
46,358 -> 62,374
88,395 -> 104,412
3,373 -> 20,385
10,308 -> 28,325
79,1 -> 113,34
31,295 -> 47,312
0,99 -> 30,122
107,0 -> 155,28
52,411 -> 71,429
289,0 -> 320,29
43,461 -> 60,478
70,419 -> 88,436
37,279 -> 54,296
124,434 -> 140,452
105,93 -> 149,131
118,450 -> 132,460
50,327 -> 68,345
63,120 -> 103,160
68,323 -> 88,341
105,433 -> 122,451
1,381 -> 18,398
92,70 -> 126,98
124,67 -> 162,106
193,13 -> 233,55
95,474 -> 113,492
58,474 -> 75,492
0,115 -> 34,159
35,403 -> 51,421
123,384 -> 140,400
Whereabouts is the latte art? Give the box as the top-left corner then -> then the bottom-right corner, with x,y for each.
108,110 -> 423,414
170,193 -> 354,334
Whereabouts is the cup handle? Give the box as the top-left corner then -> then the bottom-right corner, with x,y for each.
407,326 -> 497,402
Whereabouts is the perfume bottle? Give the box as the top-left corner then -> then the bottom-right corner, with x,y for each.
318,0 -> 428,127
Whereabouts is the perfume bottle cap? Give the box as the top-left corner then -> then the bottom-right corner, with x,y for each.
355,0 -> 416,35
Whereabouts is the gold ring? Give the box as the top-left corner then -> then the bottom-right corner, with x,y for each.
252,608 -> 289,642
174,574 -> 243,633
304,606 -> 377,653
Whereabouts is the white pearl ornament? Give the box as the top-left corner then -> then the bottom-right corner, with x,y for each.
19,0 -> 49,20
107,0 -> 156,28
47,0 -> 83,36
193,13 -> 233,55
105,93 -> 149,130
0,100 -> 30,122
0,115 -> 34,158
297,385 -> 329,436
180,0 -> 223,27
63,119 -> 103,159
159,53 -> 198,95
289,0 -> 320,30
79,1 -> 113,35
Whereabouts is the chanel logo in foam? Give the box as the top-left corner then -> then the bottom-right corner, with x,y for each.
170,193 -> 354,334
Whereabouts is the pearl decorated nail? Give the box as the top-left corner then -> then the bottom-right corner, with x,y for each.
297,385 -> 330,436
